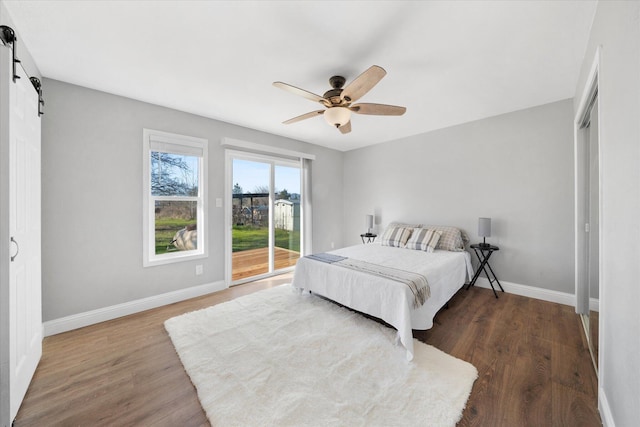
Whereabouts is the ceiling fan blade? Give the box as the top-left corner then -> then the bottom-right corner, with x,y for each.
340,65 -> 387,103
273,81 -> 327,105
282,110 -> 325,124
350,103 -> 406,116
339,120 -> 352,134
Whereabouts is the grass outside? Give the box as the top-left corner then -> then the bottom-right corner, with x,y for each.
156,221 -> 300,255
233,225 -> 300,253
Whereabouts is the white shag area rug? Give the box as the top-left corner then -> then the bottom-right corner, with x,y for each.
165,285 -> 477,427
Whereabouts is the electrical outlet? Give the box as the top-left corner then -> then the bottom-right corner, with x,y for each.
195,264 -> 203,275
331,242 -> 335,249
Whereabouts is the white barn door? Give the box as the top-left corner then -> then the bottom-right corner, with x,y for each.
0,45 -> 42,424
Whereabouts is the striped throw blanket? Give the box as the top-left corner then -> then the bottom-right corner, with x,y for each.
304,254 -> 430,308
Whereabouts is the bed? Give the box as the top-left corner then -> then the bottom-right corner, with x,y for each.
291,224 -> 473,361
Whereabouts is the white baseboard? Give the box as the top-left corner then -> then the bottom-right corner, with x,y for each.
599,387 -> 615,427
475,277 -> 600,311
473,277 -> 600,312
474,277 -> 575,306
43,280 -> 227,336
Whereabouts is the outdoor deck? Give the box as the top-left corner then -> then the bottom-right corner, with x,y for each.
232,247 -> 300,281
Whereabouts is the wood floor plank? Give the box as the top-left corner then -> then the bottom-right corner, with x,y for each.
232,247 -> 299,280
552,383 -> 601,427
14,274 -> 600,426
504,335 -> 553,426
552,340 -> 598,397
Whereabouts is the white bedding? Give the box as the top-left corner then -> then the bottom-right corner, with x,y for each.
291,242 -> 473,360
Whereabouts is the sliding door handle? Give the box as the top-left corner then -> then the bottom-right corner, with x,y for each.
10,236 -> 19,262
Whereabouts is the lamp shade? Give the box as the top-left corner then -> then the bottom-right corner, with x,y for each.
478,217 -> 491,238
365,214 -> 373,233
324,107 -> 351,127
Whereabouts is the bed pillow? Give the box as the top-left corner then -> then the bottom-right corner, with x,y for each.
388,221 -> 422,229
405,228 -> 442,252
380,226 -> 413,248
421,225 -> 468,251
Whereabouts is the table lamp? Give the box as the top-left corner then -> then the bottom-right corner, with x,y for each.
478,217 -> 491,247
365,214 -> 374,235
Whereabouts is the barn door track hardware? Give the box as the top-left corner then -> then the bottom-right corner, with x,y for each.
0,25 -> 45,116
0,25 -> 21,82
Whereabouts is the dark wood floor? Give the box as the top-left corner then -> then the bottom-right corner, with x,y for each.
14,274 -> 601,426
415,288 -> 601,426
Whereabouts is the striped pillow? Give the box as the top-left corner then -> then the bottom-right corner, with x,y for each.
405,228 -> 442,252
380,226 -> 413,248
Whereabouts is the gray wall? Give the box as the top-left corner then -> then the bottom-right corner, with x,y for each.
343,99 -> 575,293
574,1 -> 640,425
41,79 -> 343,321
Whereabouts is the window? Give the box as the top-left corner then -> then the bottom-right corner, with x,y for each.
143,129 -> 208,266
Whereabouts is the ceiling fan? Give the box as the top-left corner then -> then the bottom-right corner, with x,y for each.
273,65 -> 406,134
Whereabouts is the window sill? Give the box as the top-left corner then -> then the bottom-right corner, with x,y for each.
144,251 -> 207,268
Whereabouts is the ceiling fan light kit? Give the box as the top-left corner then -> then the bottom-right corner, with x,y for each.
324,107 -> 351,128
273,65 -> 406,134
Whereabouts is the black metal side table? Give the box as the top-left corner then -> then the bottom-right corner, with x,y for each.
466,243 -> 504,298
360,233 -> 377,243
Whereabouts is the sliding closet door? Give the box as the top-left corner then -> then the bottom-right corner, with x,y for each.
0,46 -> 43,424
228,152 -> 301,283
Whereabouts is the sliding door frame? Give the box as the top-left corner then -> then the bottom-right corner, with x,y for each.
224,149 -> 303,285
574,46 -> 603,381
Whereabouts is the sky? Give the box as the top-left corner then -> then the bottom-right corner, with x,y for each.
232,159 -> 300,194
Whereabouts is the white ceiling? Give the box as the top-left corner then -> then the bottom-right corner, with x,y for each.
3,1 -> 597,151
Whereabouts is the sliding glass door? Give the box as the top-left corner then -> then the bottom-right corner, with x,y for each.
229,153 -> 301,283
274,164 -> 301,271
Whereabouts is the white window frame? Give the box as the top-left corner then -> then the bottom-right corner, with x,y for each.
143,129 -> 208,267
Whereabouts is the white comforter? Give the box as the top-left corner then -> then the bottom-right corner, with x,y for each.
291,243 -> 473,360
